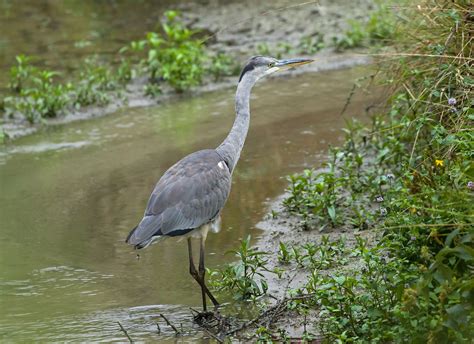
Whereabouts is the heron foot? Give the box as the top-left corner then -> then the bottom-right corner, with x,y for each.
192,310 -> 215,325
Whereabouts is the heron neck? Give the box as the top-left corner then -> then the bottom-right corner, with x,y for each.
216,75 -> 255,173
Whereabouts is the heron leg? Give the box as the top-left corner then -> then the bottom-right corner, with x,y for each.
198,235 -> 220,309
187,237 -> 219,311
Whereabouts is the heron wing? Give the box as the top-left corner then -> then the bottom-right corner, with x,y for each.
126,149 -> 231,246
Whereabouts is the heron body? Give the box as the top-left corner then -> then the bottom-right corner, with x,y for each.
126,149 -> 231,249
126,56 -> 313,311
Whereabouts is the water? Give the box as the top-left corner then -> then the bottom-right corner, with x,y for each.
0,66 -> 381,341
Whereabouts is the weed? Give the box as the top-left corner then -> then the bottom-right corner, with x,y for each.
256,42 -> 294,60
333,2 -> 397,51
209,236 -> 272,301
128,10 -> 205,92
283,0 -> 473,341
277,241 -> 291,264
206,52 -> 238,81
73,58 -> 122,108
4,67 -> 70,123
144,83 -> 162,98
284,169 -> 342,229
298,34 -> 325,54
8,54 -> 35,93
333,20 -> 367,51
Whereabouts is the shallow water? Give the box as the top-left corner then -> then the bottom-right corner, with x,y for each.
0,67 -> 381,341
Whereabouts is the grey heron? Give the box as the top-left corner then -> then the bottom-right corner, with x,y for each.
126,56 -> 313,312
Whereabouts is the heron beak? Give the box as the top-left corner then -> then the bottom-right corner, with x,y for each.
275,58 -> 314,70
264,58 -> 314,76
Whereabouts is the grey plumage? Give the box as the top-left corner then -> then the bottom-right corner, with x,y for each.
126,150 -> 231,248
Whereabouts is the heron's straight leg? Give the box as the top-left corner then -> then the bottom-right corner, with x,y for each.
198,237 -> 207,311
198,236 -> 219,309
187,237 -> 219,311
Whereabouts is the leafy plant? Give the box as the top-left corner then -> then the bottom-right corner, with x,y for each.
128,10 -> 205,92
333,2 -> 397,51
298,34 -> 325,54
8,54 -> 35,93
4,67 -> 70,123
333,20 -> 367,51
206,52 -> 238,81
284,169 -> 341,229
73,58 -> 122,108
209,236 -> 272,301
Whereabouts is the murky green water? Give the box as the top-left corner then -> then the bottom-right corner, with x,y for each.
0,67 -> 380,341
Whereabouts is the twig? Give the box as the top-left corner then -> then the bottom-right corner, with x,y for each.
203,327 -> 225,343
189,307 -> 201,315
226,293 -> 317,336
159,313 -> 181,335
117,321 -> 134,343
339,83 -> 357,116
353,52 -> 474,61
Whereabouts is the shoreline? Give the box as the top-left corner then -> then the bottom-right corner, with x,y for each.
2,53 -> 370,142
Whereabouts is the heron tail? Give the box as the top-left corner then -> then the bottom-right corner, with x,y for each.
125,215 -> 164,249
125,225 -> 138,244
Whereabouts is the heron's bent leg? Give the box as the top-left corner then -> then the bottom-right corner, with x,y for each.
188,237 -> 217,311
199,235 -> 219,308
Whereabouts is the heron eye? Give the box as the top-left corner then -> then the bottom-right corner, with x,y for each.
268,62 -> 275,67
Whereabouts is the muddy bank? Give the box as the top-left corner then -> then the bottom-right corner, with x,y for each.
236,193 -> 378,339
2,0 -> 374,140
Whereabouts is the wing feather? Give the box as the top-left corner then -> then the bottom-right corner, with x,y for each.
126,149 -> 231,246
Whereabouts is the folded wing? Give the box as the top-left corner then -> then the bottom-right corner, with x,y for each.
126,149 -> 231,247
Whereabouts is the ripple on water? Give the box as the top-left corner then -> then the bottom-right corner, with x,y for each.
1,303 -> 202,342
0,265 -> 113,298
7,141 -> 91,154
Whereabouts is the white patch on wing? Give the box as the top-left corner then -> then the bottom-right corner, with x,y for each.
218,161 -> 225,170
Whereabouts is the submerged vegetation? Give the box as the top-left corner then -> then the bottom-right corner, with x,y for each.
211,0 -> 473,342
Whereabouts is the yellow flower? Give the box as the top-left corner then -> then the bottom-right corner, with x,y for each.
435,159 -> 444,167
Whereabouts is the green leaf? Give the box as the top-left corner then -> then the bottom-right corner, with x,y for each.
327,206 -> 336,222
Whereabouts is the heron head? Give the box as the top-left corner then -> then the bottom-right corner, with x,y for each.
238,55 -> 313,83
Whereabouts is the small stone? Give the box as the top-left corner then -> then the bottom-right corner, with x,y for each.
375,195 -> 384,203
